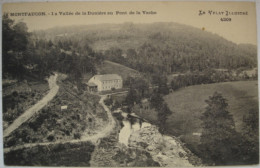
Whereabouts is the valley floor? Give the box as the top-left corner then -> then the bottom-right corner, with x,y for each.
5,74 -> 256,166
3,74 -> 202,166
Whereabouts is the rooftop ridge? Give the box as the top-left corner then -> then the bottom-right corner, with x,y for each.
92,74 -> 122,81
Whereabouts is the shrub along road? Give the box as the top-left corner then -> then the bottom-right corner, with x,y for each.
3,73 -> 59,138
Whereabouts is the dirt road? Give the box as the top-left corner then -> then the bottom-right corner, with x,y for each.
4,94 -> 116,153
3,73 -> 59,138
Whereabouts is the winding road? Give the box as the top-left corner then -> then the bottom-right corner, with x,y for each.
3,73 -> 59,138
4,94 -> 116,153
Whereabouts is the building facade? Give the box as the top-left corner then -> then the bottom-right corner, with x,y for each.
87,74 -> 123,92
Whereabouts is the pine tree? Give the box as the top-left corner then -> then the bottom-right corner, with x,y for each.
240,109 -> 259,164
150,91 -> 163,110
150,91 -> 172,133
157,103 -> 172,133
200,92 -> 238,165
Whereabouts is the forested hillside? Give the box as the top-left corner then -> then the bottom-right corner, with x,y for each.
2,15 -> 103,83
36,22 -> 257,75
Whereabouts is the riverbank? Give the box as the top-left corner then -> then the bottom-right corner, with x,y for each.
98,104 -> 202,167
129,125 -> 202,166
90,108 -> 160,167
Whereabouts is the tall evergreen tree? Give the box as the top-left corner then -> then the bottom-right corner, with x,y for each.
200,92 -> 238,165
157,103 -> 172,133
239,109 -> 259,164
150,91 -> 172,133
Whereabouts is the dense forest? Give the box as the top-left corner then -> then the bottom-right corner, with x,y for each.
5,20 -> 254,83
36,22 -> 257,76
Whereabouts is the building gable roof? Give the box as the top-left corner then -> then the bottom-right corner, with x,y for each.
93,74 -> 122,81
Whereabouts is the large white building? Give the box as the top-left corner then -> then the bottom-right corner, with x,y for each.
87,74 -> 123,92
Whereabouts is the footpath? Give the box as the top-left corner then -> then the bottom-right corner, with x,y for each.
3,74 -> 59,138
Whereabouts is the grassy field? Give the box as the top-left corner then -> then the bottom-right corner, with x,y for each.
163,80 -> 258,156
163,80 -> 258,149
96,60 -> 140,81
164,80 -> 258,134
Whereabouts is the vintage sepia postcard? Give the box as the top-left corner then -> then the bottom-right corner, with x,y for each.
1,1 -> 259,167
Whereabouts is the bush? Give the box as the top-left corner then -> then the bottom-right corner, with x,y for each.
74,133 -> 81,139
104,97 -> 113,106
47,135 -> 54,142
12,91 -> 18,97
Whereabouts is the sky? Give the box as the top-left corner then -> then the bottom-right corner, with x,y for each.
2,1 -> 257,45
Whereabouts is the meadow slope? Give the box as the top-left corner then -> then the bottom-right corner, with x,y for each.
163,80 -> 258,157
164,80 -> 258,136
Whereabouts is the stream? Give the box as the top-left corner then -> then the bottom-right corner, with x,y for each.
116,110 -> 151,146
114,109 -> 196,167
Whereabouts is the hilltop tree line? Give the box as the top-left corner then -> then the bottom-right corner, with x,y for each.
106,42 -> 256,75
2,15 -> 103,82
104,24 -> 256,75
170,69 -> 257,91
34,22 -> 257,76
